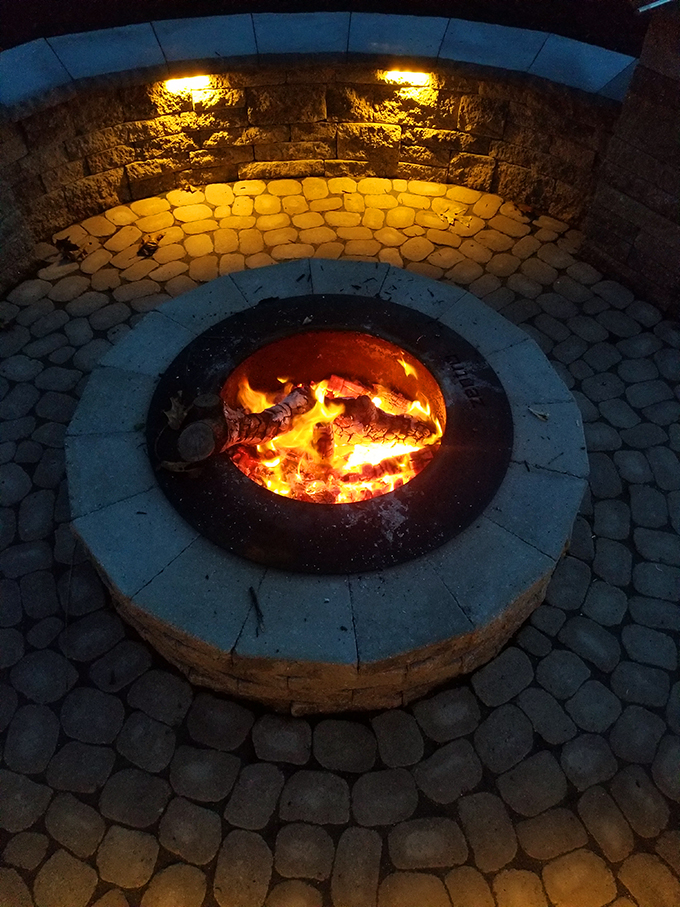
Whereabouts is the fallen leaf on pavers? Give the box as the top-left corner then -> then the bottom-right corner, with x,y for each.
528,407 -> 550,421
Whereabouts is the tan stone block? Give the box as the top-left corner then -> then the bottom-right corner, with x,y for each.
219,215 -> 256,230
459,239 -> 493,264
447,185 -> 482,204
415,210 -> 448,230
379,248 -> 403,267
91,269 -> 121,291
233,180 -> 266,196
174,204 -> 212,223
113,278 -> 161,301
189,256 -> 219,282
309,198 -> 342,212
428,247 -> 464,269
120,259 -> 157,281
386,207 -> 415,229
374,227 -> 407,247
271,243 -> 315,260
325,211 -> 361,227
263,228 -> 298,246
214,229 -> 238,254
345,240 -> 381,257
475,229 -> 515,252
136,212 -> 175,233
488,213 -> 531,237
253,195 -> 281,215
268,179 -> 303,196
104,225 -> 142,253
449,214 -> 486,237
406,262 -> 444,279
362,209 -> 384,230
183,234 -> 213,257
425,229 -> 461,249
344,193 -> 365,213
105,205 -> 137,226
407,179 -> 446,197
82,215 -> 117,237
239,230 -> 264,255
446,259 -> 484,284
148,261 -> 189,282
512,236 -> 542,259
256,213 -> 291,231
328,177 -> 357,194
283,196 -> 310,215
167,188 -> 206,207
472,193 -> 503,219
337,226 -> 372,240
182,219 -> 218,235
205,183 -> 235,206
245,252 -> 275,268
299,226 -> 337,245
80,249 -> 113,275
218,253 -> 246,275
314,242 -> 344,260
357,177 -> 393,194
166,275 -> 198,296
365,195 -> 398,209
302,177 -> 329,200
486,253 -> 521,277
292,212 -> 324,229
396,192 -> 430,210
402,237 -> 435,262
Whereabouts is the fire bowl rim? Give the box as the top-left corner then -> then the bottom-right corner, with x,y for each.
66,258 -> 588,713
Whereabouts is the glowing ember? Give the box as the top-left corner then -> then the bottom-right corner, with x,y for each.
222,363 -> 443,504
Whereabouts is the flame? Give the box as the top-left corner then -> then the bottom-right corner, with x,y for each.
382,70 -> 430,86
224,365 -> 443,505
165,75 -> 211,94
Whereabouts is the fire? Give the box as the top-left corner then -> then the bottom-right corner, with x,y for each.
223,367 -> 443,504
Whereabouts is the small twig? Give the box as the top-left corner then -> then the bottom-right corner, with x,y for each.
249,586 -> 265,636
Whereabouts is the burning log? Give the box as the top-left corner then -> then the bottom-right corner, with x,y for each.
331,395 -> 437,444
177,384 -> 316,462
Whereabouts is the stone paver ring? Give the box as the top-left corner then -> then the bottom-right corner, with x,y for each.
66,259 -> 587,713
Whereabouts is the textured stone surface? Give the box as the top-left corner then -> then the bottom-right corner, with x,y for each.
96,825 -> 158,888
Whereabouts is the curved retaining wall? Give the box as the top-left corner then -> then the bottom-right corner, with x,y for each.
0,13 -> 635,294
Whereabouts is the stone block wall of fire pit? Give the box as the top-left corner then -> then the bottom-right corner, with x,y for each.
65,259 -> 588,714
0,11 -> 633,294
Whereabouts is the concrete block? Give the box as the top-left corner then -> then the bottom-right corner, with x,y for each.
486,463 -> 587,559
66,367 -> 158,437
159,275 -> 251,334
100,312 -> 196,376
253,12 -> 350,55
529,33 -> 635,94
439,20 -> 548,72
153,15 -> 256,61
47,24 -> 166,80
134,537 -> 261,651
309,259 -> 389,297
72,487 -> 199,597
234,572 -> 357,667
598,61 -> 637,101
487,338 -> 575,404
65,432 -> 155,519
439,292 -> 529,356
350,559 -> 472,665
511,400 -> 589,478
379,266 -> 465,318
429,516 -> 555,627
230,259 -> 312,304
0,39 -> 72,108
348,13 -> 448,57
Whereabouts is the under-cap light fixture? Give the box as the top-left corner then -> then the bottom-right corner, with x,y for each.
165,75 -> 211,94
382,70 -> 431,86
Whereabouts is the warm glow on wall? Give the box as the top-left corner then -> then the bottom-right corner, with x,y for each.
165,75 -> 211,94
382,70 -> 431,87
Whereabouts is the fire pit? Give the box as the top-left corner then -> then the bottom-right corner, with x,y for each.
66,259 -> 588,712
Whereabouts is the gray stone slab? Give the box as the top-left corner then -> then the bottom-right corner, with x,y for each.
439,292 -> 529,356
230,259 -> 312,306
60,687 -> 125,745
350,559 -> 471,664
4,704 -> 60,775
224,763 -> 284,831
511,400 -> 589,478
516,687 -> 576,745
169,746 -> 240,802
529,33 -> 634,92
47,24 -> 165,79
100,767 -> 171,828
412,739 -> 482,805
471,647 -> 534,707
0,38 -> 72,107
65,432 -> 155,518
275,822 -> 335,880
280,770 -> 350,824
348,13 -> 448,56
135,536 -> 259,654
252,714 -> 311,765
160,796 -> 222,865
388,817 -> 467,869
314,720 -> 376,773
45,742 -> 115,794
153,15 -> 256,61
10,649 -> 78,704
412,688 -> 480,743
610,765 -> 669,838
497,751 -> 567,817
45,793 -> 105,859
187,692 -> 254,752
430,517 -> 554,627
440,19 -> 547,71
485,462 -> 585,559
254,12 -> 350,55
474,704 -> 533,774
214,830 -> 272,907
310,259 -> 389,297
487,338 -> 575,405
96,824 -> 158,888
457,792 -> 517,873
372,710 -> 424,767
379,266 -> 464,319
159,273 -> 251,334
352,768 -> 419,826
0,770 -> 52,833
127,668 -> 192,726
234,572 -> 355,666
72,487 -> 199,597
99,311 -> 195,376
116,710 -> 176,773
66,367 -> 158,437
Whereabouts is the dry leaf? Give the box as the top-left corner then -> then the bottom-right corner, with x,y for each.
528,407 -> 549,421
159,460 -> 202,476
163,393 -> 190,430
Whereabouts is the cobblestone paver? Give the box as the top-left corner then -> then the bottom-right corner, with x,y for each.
1,177 -> 679,906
